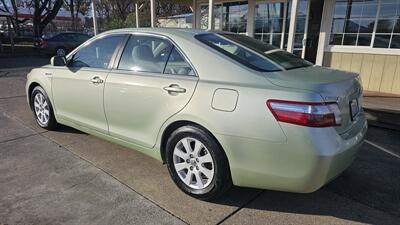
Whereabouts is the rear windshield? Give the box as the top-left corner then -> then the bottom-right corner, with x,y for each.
195,33 -> 312,71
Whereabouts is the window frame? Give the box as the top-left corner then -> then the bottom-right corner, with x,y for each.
66,33 -> 128,70
326,0 -> 400,54
114,33 -> 198,77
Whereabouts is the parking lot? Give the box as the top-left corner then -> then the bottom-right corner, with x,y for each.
1,56 -> 399,225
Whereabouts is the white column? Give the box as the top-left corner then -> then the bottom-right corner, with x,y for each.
150,0 -> 156,28
91,0 -> 98,35
208,0 -> 215,30
316,0 -> 335,66
280,3 -> 288,49
135,3 -> 139,28
192,0 -> 197,29
247,0 -> 255,37
287,0 -> 299,53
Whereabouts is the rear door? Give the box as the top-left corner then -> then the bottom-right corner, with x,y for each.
104,34 -> 198,148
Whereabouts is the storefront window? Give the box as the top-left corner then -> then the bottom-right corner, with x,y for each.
254,2 -> 287,47
200,4 -> 222,30
254,0 -> 309,57
222,2 -> 248,33
329,0 -> 400,49
200,1 -> 248,34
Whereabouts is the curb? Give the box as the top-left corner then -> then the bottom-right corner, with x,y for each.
364,108 -> 400,131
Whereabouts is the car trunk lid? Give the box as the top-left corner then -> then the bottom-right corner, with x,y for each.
265,66 -> 363,134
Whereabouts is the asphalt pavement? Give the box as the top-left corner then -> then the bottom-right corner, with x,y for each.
0,62 -> 399,225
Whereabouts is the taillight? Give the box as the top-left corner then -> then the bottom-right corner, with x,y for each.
40,40 -> 48,46
267,100 -> 341,127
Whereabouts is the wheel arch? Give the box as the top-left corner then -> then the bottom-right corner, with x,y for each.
160,120 -> 229,167
28,82 -> 41,110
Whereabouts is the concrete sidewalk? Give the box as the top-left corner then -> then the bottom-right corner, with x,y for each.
363,96 -> 400,131
0,113 -> 185,225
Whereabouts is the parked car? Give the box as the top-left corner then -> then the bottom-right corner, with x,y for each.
33,32 -> 91,56
26,28 -> 367,200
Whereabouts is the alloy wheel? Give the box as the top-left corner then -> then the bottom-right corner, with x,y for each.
34,93 -> 50,125
173,137 -> 215,190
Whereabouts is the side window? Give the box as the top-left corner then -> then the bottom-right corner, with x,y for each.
76,34 -> 90,42
51,34 -> 66,42
70,35 -> 124,69
64,34 -> 77,42
164,48 -> 194,76
118,35 -> 173,73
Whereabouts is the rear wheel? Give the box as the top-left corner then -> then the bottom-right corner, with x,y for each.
55,47 -> 66,57
166,125 -> 232,200
31,86 -> 58,130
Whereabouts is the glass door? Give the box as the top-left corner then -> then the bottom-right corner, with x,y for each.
289,0 -> 310,58
254,0 -> 310,58
254,1 -> 288,48
200,1 -> 248,34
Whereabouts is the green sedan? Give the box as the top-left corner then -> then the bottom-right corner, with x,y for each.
26,28 -> 367,200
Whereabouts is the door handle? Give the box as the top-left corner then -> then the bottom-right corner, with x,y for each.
91,76 -> 104,84
163,84 -> 186,94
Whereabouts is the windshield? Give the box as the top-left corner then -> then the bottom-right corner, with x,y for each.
196,33 -> 312,71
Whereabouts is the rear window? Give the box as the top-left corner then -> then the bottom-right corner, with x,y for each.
195,33 -> 280,72
195,33 -> 312,71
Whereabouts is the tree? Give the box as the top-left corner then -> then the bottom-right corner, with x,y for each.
32,0 -> 64,37
74,0 -> 90,28
64,0 -> 75,30
64,0 -> 90,31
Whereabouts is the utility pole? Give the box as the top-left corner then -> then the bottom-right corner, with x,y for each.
92,0 -> 98,35
135,3 -> 139,28
208,0 -> 215,30
150,0 -> 155,27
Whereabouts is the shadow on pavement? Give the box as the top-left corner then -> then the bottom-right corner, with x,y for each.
38,124 -> 400,224
202,127 -> 400,224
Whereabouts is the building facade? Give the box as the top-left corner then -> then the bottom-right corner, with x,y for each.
186,0 -> 400,95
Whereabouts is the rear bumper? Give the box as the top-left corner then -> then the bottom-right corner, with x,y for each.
216,114 -> 368,193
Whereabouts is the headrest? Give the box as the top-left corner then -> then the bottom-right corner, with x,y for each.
132,45 -> 154,62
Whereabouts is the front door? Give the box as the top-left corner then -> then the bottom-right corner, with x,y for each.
105,34 -> 198,148
52,34 -> 125,133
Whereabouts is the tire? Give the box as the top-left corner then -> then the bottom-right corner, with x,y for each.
55,47 -> 67,57
31,86 -> 58,130
166,125 -> 232,200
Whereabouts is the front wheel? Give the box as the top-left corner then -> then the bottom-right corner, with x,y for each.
166,125 -> 232,200
31,86 -> 58,130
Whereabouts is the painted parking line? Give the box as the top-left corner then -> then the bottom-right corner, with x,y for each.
365,140 -> 400,159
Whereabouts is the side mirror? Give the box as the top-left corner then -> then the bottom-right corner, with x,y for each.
51,56 -> 67,67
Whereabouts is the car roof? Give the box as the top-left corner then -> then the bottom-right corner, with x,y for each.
102,28 -> 210,40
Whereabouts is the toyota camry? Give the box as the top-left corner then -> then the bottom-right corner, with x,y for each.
26,28 -> 367,200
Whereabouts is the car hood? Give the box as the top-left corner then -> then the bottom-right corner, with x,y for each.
264,66 -> 363,134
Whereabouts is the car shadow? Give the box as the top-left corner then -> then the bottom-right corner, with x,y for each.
210,138 -> 400,224
55,124 -> 85,134
55,125 -> 399,224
